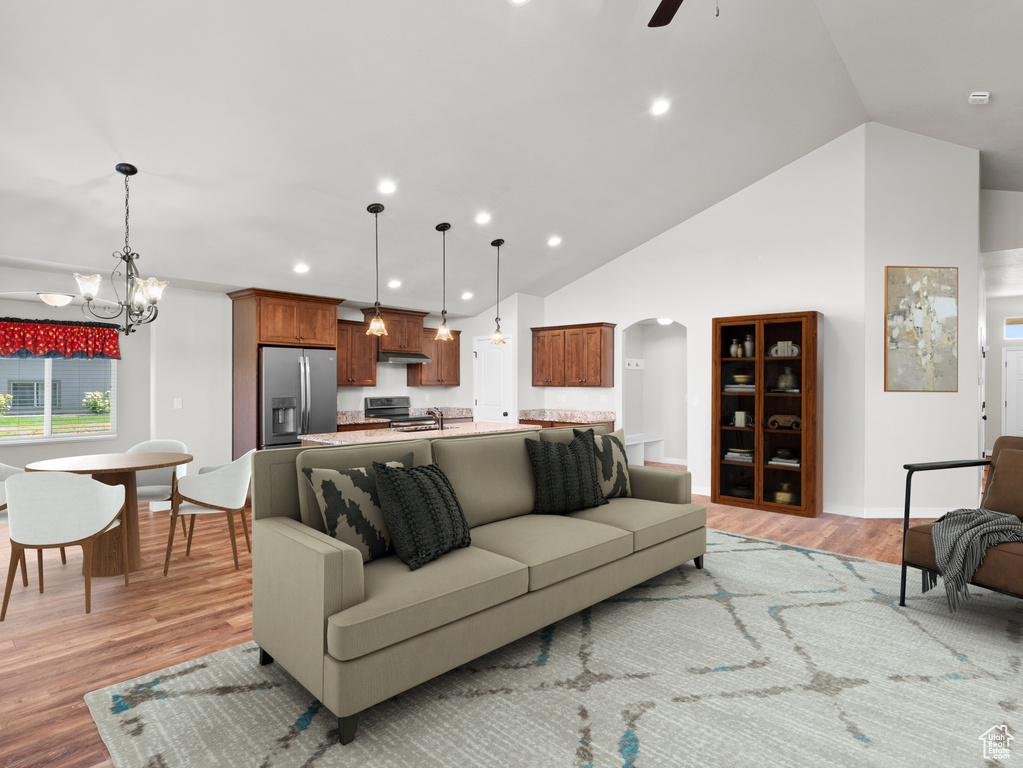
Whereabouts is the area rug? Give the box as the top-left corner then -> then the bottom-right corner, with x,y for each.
86,530 -> 1023,767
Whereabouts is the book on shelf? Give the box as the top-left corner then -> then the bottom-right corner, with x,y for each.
723,385 -> 756,392
768,458 -> 801,467
770,388 -> 801,393
723,452 -> 753,462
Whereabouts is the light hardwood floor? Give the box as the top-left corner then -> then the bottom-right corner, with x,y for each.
0,468 -> 933,768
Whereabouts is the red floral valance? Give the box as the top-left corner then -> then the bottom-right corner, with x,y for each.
0,318 -> 120,359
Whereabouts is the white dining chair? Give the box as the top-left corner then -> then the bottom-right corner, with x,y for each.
0,463 -> 29,588
2,472 -> 128,619
164,450 -> 254,575
129,439 -> 188,536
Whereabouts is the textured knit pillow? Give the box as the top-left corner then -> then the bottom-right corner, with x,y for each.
574,427 -> 631,499
372,462 -> 471,571
982,448 -> 1023,520
526,432 -> 608,515
302,452 -> 413,562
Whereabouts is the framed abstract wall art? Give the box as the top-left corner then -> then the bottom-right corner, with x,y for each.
884,266 -> 958,392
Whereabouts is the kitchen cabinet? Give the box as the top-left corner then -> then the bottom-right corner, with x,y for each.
711,311 -> 822,517
520,419 -> 616,432
407,328 -> 460,386
361,307 -> 428,354
531,322 -> 614,387
337,320 -> 378,387
336,421 -> 390,433
228,288 -> 343,458
532,330 -> 565,386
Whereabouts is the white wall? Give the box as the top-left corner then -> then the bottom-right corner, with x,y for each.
641,322 -> 687,463
980,190 -> 1023,253
542,123 -> 982,516
985,295 -> 1023,451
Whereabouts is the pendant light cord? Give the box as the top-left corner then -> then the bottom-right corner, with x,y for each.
442,228 -> 447,316
374,210 -> 380,309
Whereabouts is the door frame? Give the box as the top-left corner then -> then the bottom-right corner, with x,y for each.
1002,346 -> 1023,438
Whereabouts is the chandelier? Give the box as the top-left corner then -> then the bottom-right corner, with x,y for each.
74,163 -> 168,335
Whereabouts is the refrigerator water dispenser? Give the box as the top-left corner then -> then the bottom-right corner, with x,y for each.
270,396 -> 298,438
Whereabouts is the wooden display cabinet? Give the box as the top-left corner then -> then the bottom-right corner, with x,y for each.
711,311 -> 822,517
337,320 -> 378,387
407,328 -> 460,386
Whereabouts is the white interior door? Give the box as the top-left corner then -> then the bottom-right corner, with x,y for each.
473,335 -> 514,422
1004,348 -> 1023,438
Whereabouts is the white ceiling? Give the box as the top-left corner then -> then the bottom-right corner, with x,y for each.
1,0 -> 1022,314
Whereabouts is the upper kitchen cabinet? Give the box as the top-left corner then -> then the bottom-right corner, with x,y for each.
229,288 -> 340,348
360,307 -> 428,354
408,328 -> 460,386
532,322 -> 615,387
337,319 -> 378,387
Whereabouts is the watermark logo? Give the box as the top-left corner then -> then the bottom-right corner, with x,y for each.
979,725 -> 1014,760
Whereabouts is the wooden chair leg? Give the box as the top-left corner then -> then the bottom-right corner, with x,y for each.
19,549 -> 27,587
239,508 -> 251,553
119,514 -> 130,588
185,516 -> 196,557
59,547 -> 66,565
2,544 -> 23,621
82,541 -> 93,614
37,549 -> 44,594
180,515 -> 187,538
164,510 -> 179,576
226,511 -> 240,570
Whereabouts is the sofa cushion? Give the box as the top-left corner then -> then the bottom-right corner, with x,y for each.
569,497 -> 707,551
905,522 -> 1023,595
301,452 -> 413,562
432,431 -> 540,527
982,448 -> 1023,520
526,432 -> 608,515
470,515 -> 631,591
327,546 -> 528,660
374,462 -> 471,571
574,428 -> 631,499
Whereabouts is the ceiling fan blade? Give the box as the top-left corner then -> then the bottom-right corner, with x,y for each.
648,0 -> 684,27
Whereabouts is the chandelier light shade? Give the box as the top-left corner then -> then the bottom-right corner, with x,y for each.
490,238 -> 506,346
75,163 -> 168,335
366,203 -> 388,337
435,222 -> 454,342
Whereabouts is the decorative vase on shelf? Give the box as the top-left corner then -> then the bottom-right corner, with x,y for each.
729,338 -> 740,357
777,366 -> 797,390
775,482 -> 794,505
743,334 -> 754,357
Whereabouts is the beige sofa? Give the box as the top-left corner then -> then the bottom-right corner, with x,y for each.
251,425 -> 707,744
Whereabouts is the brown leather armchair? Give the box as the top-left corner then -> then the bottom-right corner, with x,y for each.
900,435 -> 1023,606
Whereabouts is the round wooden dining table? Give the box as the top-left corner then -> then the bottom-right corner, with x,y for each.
25,452 -> 192,577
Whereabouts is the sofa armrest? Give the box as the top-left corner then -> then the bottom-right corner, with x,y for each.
628,464 -> 691,505
252,517 -> 365,699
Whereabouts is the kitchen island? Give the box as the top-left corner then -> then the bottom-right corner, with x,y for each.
300,421 -> 538,446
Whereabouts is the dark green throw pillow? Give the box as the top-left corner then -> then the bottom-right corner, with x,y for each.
373,462 -> 471,571
574,428 -> 631,499
526,432 -> 609,515
302,452 -> 413,562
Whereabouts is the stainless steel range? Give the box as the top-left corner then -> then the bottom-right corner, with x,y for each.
364,396 -> 441,431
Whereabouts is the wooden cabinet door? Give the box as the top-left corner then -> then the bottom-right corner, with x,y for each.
298,302 -> 337,346
408,329 -> 459,386
259,297 -> 299,343
420,332 -> 442,385
337,320 -> 377,386
532,330 -> 565,386
440,332 -> 460,385
581,326 -> 602,386
401,316 -> 423,353
376,313 -> 405,352
565,328 -> 587,385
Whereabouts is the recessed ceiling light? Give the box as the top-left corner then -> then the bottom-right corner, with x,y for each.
547,235 -> 562,247
387,279 -> 402,289
377,179 -> 397,194
657,317 -> 673,325
650,98 -> 671,116
293,264 -> 310,274
475,212 -> 492,225
461,291 -> 473,300
508,0 -> 531,5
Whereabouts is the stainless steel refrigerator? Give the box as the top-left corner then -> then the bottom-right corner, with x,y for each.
259,347 -> 337,449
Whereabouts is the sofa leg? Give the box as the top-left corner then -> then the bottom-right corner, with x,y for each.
258,647 -> 274,666
694,555 -> 704,569
338,713 -> 360,745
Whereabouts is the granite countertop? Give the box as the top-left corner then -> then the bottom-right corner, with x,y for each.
305,421 -> 537,445
337,407 -> 474,425
518,409 -> 617,423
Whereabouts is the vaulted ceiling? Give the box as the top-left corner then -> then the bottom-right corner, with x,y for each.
2,1 -> 1021,314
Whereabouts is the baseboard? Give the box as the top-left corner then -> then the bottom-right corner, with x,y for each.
826,505 -> 947,519
659,456 -> 687,466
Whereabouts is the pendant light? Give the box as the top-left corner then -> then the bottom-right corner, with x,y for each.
490,238 -> 506,346
435,222 -> 454,341
366,203 -> 388,336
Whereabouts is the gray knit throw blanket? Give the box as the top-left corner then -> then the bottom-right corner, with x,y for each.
923,508 -> 1023,611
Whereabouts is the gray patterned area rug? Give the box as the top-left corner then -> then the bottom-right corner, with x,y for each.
86,530 -> 1022,767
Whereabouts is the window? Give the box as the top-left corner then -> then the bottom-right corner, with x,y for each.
0,357 -> 116,442
1007,317 -> 1023,340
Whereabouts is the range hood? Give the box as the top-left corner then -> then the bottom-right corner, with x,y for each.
377,350 -> 432,364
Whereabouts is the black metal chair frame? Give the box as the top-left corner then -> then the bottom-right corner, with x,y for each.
898,457 -> 1023,606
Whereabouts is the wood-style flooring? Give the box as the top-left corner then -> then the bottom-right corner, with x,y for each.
0,467 -> 932,768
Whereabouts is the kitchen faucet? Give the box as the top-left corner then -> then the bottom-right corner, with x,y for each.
427,407 -> 444,430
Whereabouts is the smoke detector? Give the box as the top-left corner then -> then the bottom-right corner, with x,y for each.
968,92 -> 990,105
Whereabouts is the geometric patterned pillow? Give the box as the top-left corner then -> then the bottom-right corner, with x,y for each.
574,428 -> 631,499
302,452 -> 413,562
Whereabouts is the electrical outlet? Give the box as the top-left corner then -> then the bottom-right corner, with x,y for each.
424,393 -> 430,402
625,358 -> 644,370
173,397 -> 183,410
